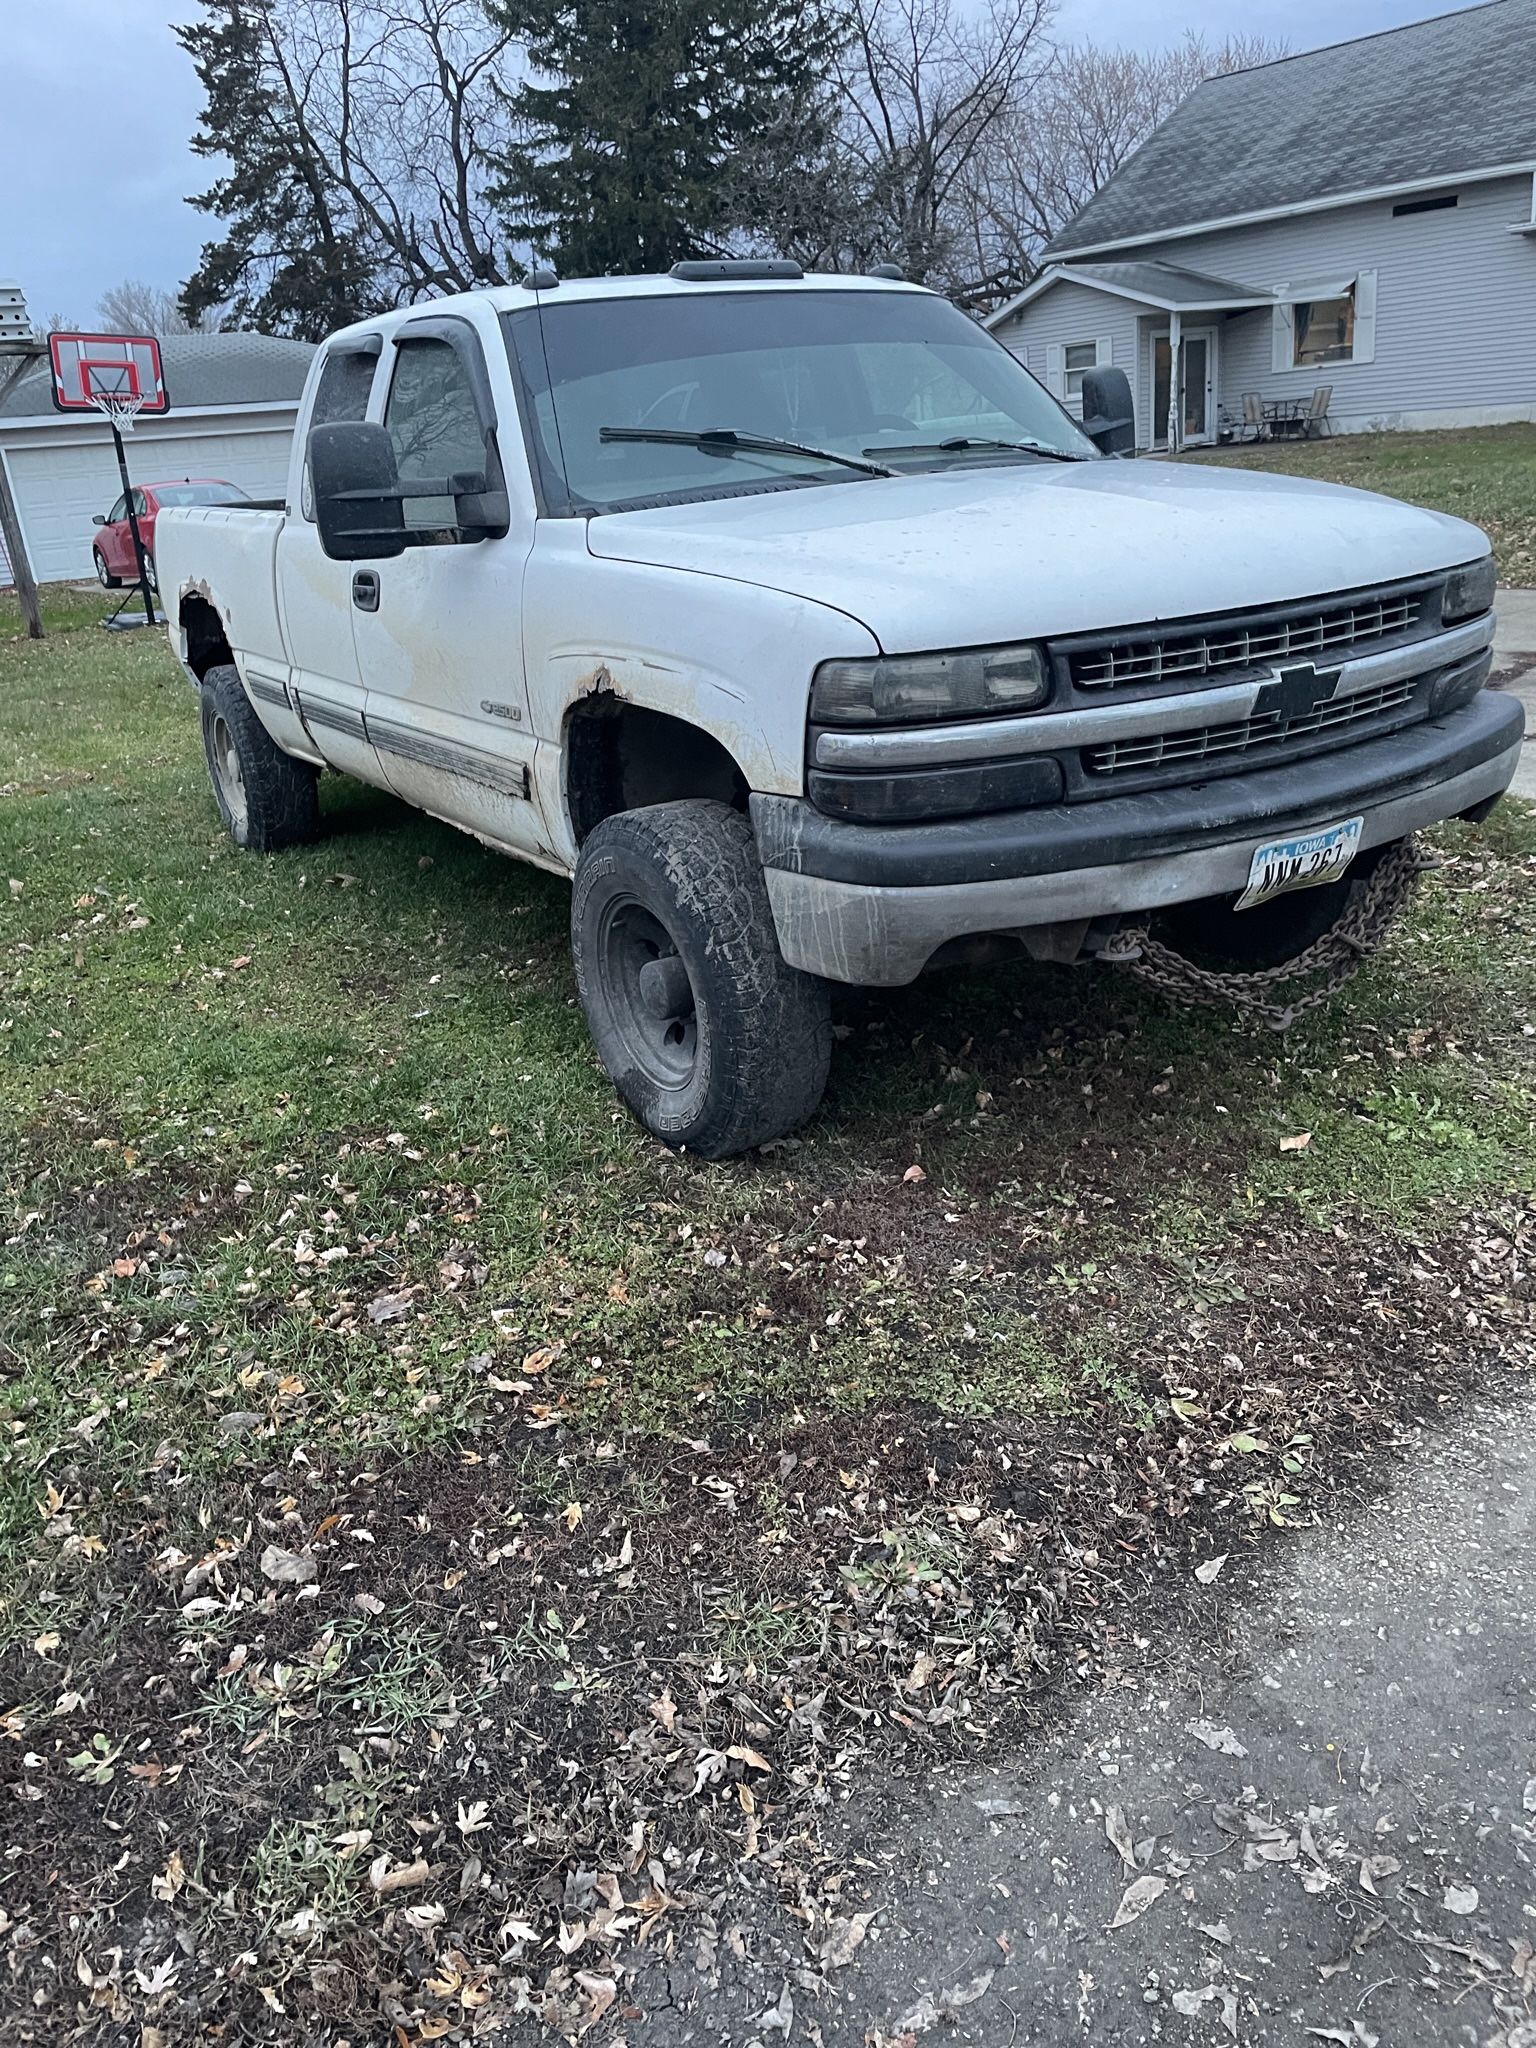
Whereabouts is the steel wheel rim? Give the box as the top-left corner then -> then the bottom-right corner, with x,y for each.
596,896 -> 699,1090
211,713 -> 248,835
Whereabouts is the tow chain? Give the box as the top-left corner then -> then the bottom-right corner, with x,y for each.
1100,834 -> 1441,1032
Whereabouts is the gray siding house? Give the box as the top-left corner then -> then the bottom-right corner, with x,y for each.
987,0 -> 1536,450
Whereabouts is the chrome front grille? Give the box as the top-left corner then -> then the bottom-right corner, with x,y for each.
1083,678 -> 1416,776
1070,590 -> 1427,691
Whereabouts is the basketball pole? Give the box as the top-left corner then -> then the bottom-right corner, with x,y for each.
0,355 -> 44,640
110,420 -> 158,631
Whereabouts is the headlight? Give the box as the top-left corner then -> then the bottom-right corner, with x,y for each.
1443,555 -> 1496,623
810,643 -> 1049,725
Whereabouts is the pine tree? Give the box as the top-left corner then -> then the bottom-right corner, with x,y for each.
486,0 -> 842,277
177,0 -> 385,338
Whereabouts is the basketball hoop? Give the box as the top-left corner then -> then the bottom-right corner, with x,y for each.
85,371 -> 150,436
48,331 -> 169,627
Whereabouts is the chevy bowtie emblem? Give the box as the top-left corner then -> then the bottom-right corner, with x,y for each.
1254,659 -> 1340,722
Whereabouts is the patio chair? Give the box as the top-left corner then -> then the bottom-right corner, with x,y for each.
1304,385 -> 1334,438
1240,391 -> 1269,442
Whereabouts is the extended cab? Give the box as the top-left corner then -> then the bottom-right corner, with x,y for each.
155,265 -> 1523,1156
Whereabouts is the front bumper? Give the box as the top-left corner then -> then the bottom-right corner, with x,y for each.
753,691 -> 1525,985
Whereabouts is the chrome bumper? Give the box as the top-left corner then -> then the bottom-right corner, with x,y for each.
811,614 -> 1497,770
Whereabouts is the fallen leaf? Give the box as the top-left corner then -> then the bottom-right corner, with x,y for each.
902,1164 -> 926,1184
756,1981 -> 794,2034
562,1500 -> 582,1532
456,1800 -> 491,1836
1187,1718 -> 1248,1757
1104,1805 -> 1137,1870
1194,1554 -> 1228,1584
1279,1132 -> 1312,1152
366,1288 -> 414,1324
574,1973 -> 616,2037
1107,1874 -> 1167,1929
820,1911 -> 874,1969
894,1971 -> 994,2035
259,1544 -> 316,1586
369,1855 -> 430,1895
1442,1882 -> 1478,1916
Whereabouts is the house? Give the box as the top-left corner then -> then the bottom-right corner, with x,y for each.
986,0 -> 1536,450
0,330 -> 315,585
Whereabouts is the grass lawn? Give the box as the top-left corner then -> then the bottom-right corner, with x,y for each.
1184,423 -> 1536,585
2,611 -> 1533,2040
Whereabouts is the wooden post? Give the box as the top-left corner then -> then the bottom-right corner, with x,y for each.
0,356 -> 43,639
1166,309 -> 1182,456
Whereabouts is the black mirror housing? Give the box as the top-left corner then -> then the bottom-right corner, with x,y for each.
310,421 -> 407,561
1080,366 -> 1137,458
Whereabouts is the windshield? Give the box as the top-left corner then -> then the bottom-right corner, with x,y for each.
505,289 -> 1097,513
152,482 -> 250,507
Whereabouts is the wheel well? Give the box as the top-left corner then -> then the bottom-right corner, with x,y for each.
179,594 -> 233,679
565,699 -> 749,844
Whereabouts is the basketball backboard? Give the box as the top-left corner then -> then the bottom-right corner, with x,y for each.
49,332 -> 169,420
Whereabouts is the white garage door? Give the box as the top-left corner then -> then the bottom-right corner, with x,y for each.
1,416 -> 296,583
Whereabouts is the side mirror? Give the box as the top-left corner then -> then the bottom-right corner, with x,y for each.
92,514 -> 106,527
1080,366 -> 1136,458
445,470 -> 511,542
310,421 -> 407,561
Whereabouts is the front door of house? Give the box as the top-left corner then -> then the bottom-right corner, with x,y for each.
1153,329 -> 1217,447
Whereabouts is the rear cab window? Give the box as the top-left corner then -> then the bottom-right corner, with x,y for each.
301,341 -> 381,518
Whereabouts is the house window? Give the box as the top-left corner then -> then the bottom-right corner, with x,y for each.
1293,292 -> 1355,366
1063,341 -> 1099,400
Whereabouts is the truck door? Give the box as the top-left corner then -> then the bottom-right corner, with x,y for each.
275,337 -> 389,784
347,316 -> 547,859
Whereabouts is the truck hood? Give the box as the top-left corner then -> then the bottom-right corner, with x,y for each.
585,460 -> 1486,651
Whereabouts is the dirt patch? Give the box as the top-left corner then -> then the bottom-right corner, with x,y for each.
3,1197 -> 1530,2044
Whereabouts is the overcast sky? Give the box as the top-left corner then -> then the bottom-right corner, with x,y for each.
1,0 -> 1489,326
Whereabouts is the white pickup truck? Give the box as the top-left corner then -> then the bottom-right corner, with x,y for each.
156,263 -> 1522,1156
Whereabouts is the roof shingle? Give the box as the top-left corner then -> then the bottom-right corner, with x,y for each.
1049,0 -> 1536,257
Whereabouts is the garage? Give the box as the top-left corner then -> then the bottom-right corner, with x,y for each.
0,331 -> 313,585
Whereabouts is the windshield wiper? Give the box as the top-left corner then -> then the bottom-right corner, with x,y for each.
600,425 -> 895,478
863,435 -> 1091,463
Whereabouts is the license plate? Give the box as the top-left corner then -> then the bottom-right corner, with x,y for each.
1236,817 -> 1364,912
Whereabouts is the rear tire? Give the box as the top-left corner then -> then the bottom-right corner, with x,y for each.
572,799 -> 832,1157
200,662 -> 319,852
94,550 -> 118,589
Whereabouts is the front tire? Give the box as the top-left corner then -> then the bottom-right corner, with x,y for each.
572,800 -> 832,1157
94,549 -> 119,589
199,662 -> 319,852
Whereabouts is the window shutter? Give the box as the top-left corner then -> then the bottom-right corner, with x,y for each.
1271,302 -> 1295,373
1095,335 -> 1113,366
1045,342 -> 1066,398
1353,269 -> 1378,364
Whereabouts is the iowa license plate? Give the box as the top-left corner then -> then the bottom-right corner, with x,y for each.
1236,817 -> 1364,912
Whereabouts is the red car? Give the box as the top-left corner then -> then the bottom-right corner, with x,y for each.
92,478 -> 250,588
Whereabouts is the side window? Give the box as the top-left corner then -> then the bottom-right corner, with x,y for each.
384,337 -> 494,539
129,490 -> 148,519
311,346 -> 378,426
301,344 -> 379,519
107,494 -> 127,524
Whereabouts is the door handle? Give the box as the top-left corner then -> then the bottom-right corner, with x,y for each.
352,569 -> 380,612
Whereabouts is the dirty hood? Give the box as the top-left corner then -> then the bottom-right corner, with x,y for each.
585,460 -> 1486,652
